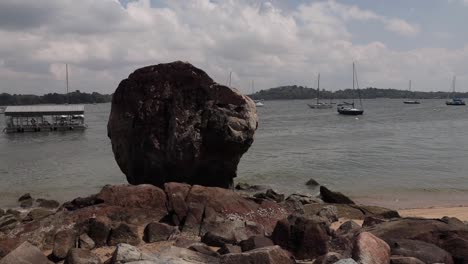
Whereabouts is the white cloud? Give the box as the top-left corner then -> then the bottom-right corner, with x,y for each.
0,0 -> 464,95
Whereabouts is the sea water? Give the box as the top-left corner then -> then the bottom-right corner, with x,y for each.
1,99 -> 468,209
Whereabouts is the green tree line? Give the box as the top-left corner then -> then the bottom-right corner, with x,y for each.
249,86 -> 463,100
0,90 -> 112,106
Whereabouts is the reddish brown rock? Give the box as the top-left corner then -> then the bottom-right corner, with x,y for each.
239,235 -> 274,252
107,223 -> 140,246
272,215 -> 330,259
365,217 -> 468,260
440,236 -> 468,263
165,183 -> 288,235
218,244 -> 242,255
320,186 -> 355,204
388,239 -> 453,264
65,248 -> 101,264
95,184 -> 167,210
337,220 -> 361,235
362,216 -> 386,227
314,252 -> 343,264
143,222 -> 178,243
221,246 -> 294,264
52,230 -> 76,260
0,241 -> 52,264
87,219 -> 111,247
390,256 -> 425,264
304,202 -> 399,223
352,232 -> 390,264
107,61 -> 258,188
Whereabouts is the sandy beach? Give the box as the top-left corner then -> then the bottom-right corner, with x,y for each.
399,206 -> 468,221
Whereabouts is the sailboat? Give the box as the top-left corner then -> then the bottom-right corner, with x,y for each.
446,76 -> 465,106
307,73 -> 332,109
403,80 -> 421,104
337,62 -> 364,115
251,80 -> 264,107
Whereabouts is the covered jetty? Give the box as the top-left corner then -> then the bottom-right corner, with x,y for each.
4,105 -> 87,133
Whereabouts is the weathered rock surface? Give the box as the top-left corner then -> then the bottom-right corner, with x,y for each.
305,178 -> 320,187
388,239 -> 453,264
165,183 -> 287,235
320,186 -> 354,204
111,243 -> 154,264
143,222 -> 178,243
313,252 -> 342,264
154,246 -> 220,264
365,217 -> 468,261
217,244 -> 242,255
87,219 -> 111,247
253,189 -> 284,203
24,208 -> 53,222
272,215 -> 330,259
389,256 -> 425,264
18,193 -> 32,202
20,199 -> 33,208
334,259 -> 358,264
0,241 -> 52,264
36,199 -> 60,209
0,215 -> 17,231
221,246 -> 294,264
304,203 -> 399,220
107,61 -> 258,188
188,243 -> 220,257
78,233 -> 95,250
65,248 -> 102,264
108,223 -> 141,246
337,220 -> 361,235
52,229 -> 76,260
352,232 -> 391,264
239,235 -> 274,252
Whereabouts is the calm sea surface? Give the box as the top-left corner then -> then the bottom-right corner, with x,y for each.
1,99 -> 468,209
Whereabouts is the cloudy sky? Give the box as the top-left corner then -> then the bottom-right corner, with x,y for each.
1,0 -> 468,95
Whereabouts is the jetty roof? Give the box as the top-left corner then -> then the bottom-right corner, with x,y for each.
5,105 -> 85,117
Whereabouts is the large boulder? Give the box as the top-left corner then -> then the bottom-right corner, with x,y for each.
107,61 -> 258,188
365,217 -> 468,260
221,246 -> 294,264
352,232 -> 391,264
64,248 -> 101,264
271,215 -> 330,259
0,241 -> 52,264
388,239 -> 453,264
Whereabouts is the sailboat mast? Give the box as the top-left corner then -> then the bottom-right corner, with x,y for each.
251,80 -> 254,99
317,73 -> 320,104
66,64 -> 69,104
352,62 -> 355,105
453,76 -> 456,94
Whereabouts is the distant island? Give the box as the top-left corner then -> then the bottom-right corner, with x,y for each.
249,86 -> 462,100
0,90 -> 112,106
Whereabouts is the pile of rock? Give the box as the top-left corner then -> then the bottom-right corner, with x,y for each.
2,183 -> 464,263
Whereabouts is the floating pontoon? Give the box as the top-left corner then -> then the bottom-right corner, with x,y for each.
3,105 -> 87,133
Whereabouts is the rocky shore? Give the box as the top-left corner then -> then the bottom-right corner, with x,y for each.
0,183 -> 467,263
2,61 -> 467,263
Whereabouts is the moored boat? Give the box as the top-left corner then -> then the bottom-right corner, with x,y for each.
446,76 -> 465,105
307,73 -> 332,109
338,62 -> 364,115
403,80 -> 421,104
